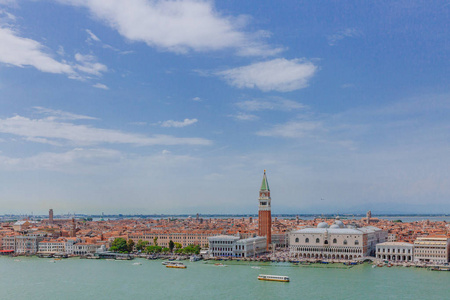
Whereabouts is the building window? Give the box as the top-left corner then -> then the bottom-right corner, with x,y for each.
305,238 -> 309,243
355,240 -> 359,245
295,238 -> 299,243
343,240 -> 347,245
316,238 -> 320,243
333,238 -> 337,244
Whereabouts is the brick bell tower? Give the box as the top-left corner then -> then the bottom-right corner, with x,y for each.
258,170 -> 272,251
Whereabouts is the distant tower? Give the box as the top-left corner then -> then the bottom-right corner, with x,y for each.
49,209 -> 54,224
258,170 -> 272,251
366,210 -> 372,224
70,218 -> 76,237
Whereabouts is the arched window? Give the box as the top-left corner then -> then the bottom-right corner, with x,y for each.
355,240 -> 359,245
305,238 -> 309,243
295,238 -> 299,243
324,240 -> 328,245
316,238 -> 320,243
343,240 -> 348,245
333,238 -> 337,244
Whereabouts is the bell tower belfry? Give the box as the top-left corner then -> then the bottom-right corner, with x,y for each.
258,170 -> 272,250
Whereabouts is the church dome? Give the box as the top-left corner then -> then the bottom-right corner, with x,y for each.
317,222 -> 329,228
334,220 -> 345,228
329,224 -> 340,229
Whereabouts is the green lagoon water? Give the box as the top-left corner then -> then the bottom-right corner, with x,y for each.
1,257 -> 448,300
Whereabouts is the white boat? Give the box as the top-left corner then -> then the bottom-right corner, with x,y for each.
161,261 -> 171,265
251,266 -> 261,269
190,255 -> 201,262
258,274 -> 289,282
133,262 -> 142,265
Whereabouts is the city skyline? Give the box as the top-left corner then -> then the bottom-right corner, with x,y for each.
1,1 -> 449,214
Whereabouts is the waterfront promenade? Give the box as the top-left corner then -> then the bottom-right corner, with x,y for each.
1,257 -> 449,300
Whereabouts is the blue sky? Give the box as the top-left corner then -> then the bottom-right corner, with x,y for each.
0,0 -> 449,215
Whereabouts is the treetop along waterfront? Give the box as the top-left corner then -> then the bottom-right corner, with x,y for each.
109,238 -> 201,255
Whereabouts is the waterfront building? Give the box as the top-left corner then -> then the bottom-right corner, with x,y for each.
413,236 -> 450,264
258,170 -> 271,250
2,235 -> 16,251
358,226 -> 388,256
128,231 -> 216,248
38,240 -> 65,254
208,235 -> 266,257
376,242 -> 413,262
14,234 -> 46,254
64,238 -> 80,255
73,243 -> 103,256
289,218 -> 387,260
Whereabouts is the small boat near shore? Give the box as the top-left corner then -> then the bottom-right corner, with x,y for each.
258,274 -> 289,282
215,263 -> 227,267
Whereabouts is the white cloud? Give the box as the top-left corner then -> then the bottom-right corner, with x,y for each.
0,9 -> 16,21
257,120 -> 322,138
230,112 -> 258,121
236,97 -> 306,111
328,28 -> 362,46
0,27 -> 75,75
0,27 -> 107,79
0,115 -> 211,146
192,97 -> 201,101
92,83 -> 109,90
33,106 -> 98,121
58,0 -> 281,56
86,29 -> 101,42
161,118 -> 198,128
74,53 -> 107,76
217,58 -> 317,92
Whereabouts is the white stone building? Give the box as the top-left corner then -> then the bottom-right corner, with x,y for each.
14,235 -> 46,254
73,243 -> 102,255
413,236 -> 450,264
289,218 -> 387,260
376,242 -> 414,262
208,235 -> 267,258
38,240 -> 65,254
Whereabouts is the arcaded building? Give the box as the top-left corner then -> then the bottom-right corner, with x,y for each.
376,242 -> 414,262
289,218 -> 387,260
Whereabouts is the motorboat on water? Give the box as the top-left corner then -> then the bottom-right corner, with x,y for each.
257,274 -> 289,282
166,262 -> 187,269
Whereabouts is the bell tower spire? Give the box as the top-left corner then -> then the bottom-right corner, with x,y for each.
258,170 -> 272,251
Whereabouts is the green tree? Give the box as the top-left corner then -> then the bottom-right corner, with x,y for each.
127,239 -> 135,253
136,239 -> 149,251
175,242 -> 182,249
169,240 -> 175,253
145,245 -> 163,254
162,247 -> 170,253
110,238 -> 127,253
153,237 -> 158,247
